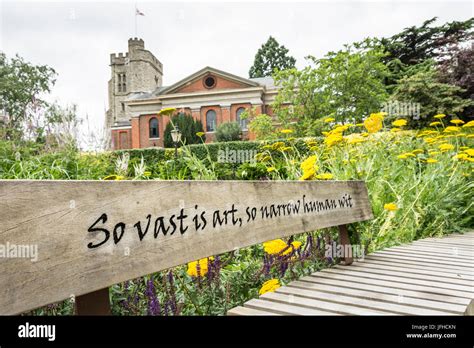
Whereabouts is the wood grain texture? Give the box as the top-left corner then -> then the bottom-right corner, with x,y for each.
228,232 -> 474,316
0,179 -> 372,315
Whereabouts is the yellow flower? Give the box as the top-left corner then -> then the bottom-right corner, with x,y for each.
324,117 -> 335,123
430,121 -> 442,126
159,107 -> 177,116
332,125 -> 350,134
300,155 -> 318,180
450,119 -> 465,125
196,131 -> 205,137
259,279 -> 281,295
397,153 -> 415,159
433,114 -> 446,119
355,123 -> 364,127
271,141 -> 285,150
462,120 -> 474,128
391,128 -> 401,133
186,257 -> 214,277
452,153 -> 471,161
143,171 -> 151,177
444,126 -> 460,133
392,119 -> 407,127
267,167 -> 276,173
280,129 -> 293,134
103,174 -> 126,180
263,239 -> 302,255
315,173 -> 334,180
428,151 -> 440,156
324,133 -> 343,147
384,203 -> 398,211
438,143 -> 454,151
426,158 -> 438,163
364,113 -> 384,133
345,133 -> 366,144
464,149 -> 474,156
412,149 -> 424,155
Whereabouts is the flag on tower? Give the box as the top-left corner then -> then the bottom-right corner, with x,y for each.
136,8 -> 145,16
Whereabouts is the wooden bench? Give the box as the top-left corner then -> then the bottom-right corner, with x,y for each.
0,179 -> 372,315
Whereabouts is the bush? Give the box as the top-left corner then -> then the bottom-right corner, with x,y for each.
163,113 -> 205,147
214,122 -> 241,142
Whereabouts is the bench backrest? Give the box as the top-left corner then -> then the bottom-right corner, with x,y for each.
0,180 -> 373,314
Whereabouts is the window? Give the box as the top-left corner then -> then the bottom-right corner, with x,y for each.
121,103 -> 125,112
149,118 -> 159,138
236,107 -> 248,131
203,75 -> 216,89
117,73 -> 126,92
206,110 -> 217,132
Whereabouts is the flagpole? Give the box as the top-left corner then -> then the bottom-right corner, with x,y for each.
134,3 -> 137,37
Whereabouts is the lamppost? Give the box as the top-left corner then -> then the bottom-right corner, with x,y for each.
170,127 -> 182,159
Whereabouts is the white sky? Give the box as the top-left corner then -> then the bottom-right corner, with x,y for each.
1,0 -> 473,134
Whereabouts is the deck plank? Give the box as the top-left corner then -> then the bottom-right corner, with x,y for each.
228,232 -> 474,316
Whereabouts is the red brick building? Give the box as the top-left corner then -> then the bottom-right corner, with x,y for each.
106,39 -> 278,150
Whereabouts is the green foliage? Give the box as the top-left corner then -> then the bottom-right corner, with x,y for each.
273,39 -> 389,135
381,17 -> 474,66
163,112 -> 205,147
390,61 -> 473,128
438,44 -> 474,119
248,113 -> 275,140
214,122 -> 241,142
0,53 -> 56,138
248,36 -> 296,78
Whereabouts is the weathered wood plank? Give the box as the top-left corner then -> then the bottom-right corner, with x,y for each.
387,246 -> 474,259
260,291 -> 395,315
287,281 -> 467,314
275,285 -> 456,315
0,180 -> 372,315
360,258 -> 474,280
244,298 -> 340,315
373,249 -> 474,263
364,255 -> 474,275
299,276 -> 471,305
308,272 -> 474,298
343,264 -> 474,286
369,251 -> 474,269
412,240 -> 474,248
322,267 -> 474,292
227,306 -> 279,316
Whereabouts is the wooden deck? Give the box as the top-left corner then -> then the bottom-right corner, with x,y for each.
227,232 -> 474,316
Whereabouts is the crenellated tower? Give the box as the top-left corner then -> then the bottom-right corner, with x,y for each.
106,38 -> 163,128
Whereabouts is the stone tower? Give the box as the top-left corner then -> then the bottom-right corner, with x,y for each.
106,38 -> 163,128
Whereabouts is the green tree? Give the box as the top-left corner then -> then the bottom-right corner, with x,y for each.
381,17 -> 474,89
249,36 -> 296,78
272,39 -> 389,136
381,17 -> 474,66
0,53 -> 56,139
164,112 -> 205,147
438,44 -> 474,119
390,61 -> 473,128
215,122 -> 241,142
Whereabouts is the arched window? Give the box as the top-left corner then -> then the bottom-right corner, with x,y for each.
149,117 -> 159,138
236,107 -> 248,130
206,110 -> 217,132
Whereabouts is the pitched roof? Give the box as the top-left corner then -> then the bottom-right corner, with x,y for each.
158,66 -> 261,95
